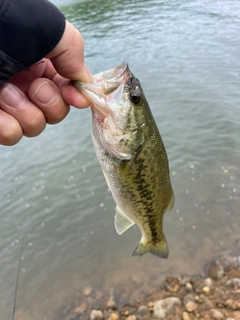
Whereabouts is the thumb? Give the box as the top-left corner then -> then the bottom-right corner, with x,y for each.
46,21 -> 93,82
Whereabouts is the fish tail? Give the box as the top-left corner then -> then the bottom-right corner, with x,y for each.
132,235 -> 169,258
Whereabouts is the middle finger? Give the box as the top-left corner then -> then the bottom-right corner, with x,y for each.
0,84 -> 46,137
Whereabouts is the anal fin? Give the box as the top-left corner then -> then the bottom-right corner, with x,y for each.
114,207 -> 134,235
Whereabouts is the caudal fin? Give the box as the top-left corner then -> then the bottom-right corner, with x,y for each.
132,236 -> 169,259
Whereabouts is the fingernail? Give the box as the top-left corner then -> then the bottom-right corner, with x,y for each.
34,82 -> 57,105
1,85 -> 25,109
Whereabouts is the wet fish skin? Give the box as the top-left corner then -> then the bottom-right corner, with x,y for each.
74,62 -> 174,258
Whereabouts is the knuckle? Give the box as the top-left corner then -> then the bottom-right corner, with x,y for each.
47,104 -> 69,124
23,111 -> 46,137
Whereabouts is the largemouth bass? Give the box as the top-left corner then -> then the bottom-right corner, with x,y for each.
74,61 -> 174,258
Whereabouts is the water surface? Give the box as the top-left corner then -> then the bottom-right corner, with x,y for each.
0,1 -> 240,319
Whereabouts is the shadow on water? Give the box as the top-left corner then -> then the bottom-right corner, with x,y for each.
0,0 -> 240,319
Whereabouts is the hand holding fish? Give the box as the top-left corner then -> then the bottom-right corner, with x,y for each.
0,0 -> 92,146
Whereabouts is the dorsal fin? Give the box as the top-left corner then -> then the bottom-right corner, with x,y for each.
114,207 -> 135,235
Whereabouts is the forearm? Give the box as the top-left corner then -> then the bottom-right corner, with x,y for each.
0,0 -> 66,84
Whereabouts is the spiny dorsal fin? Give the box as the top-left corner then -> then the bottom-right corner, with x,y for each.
114,207 -> 135,235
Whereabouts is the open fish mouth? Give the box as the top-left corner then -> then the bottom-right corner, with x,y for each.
73,61 -> 130,121
73,61 -> 129,98
93,60 -> 128,84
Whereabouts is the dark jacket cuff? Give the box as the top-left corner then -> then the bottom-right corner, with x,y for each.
0,0 -> 66,84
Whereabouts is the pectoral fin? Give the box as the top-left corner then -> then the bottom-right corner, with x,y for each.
167,190 -> 175,211
114,207 -> 135,235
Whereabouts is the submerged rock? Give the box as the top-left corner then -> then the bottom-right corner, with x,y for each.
226,278 -> 240,288
107,312 -> 119,320
153,297 -> 181,318
185,301 -> 197,313
83,286 -> 92,296
137,305 -> 149,316
210,308 -> 224,319
90,309 -> 104,320
182,312 -> 191,320
207,260 -> 224,280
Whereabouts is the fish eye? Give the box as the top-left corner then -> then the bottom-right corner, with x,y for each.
130,92 -> 141,105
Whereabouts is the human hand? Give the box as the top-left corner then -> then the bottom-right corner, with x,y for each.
0,21 -> 93,146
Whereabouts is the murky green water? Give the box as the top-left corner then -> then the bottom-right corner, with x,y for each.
1,0 -> 240,319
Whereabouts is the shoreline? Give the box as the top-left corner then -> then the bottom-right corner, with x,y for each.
46,255 -> 240,320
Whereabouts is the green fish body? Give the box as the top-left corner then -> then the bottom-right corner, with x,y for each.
74,62 -> 174,258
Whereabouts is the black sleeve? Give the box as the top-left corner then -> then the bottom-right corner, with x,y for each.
0,0 -> 66,85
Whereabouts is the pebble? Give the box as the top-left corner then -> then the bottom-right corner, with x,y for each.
153,297 -> 181,318
226,278 -> 240,288
107,295 -> 116,308
185,301 -> 197,312
201,296 -> 214,309
74,302 -> 87,313
108,313 -> 119,320
126,316 -> 136,320
83,286 -> 92,296
147,301 -> 154,310
210,309 -> 224,319
207,260 -> 224,280
90,309 -> 104,320
186,283 -> 193,292
183,294 -> 195,306
202,286 -> 210,294
203,278 -> 213,289
138,305 -> 149,316
226,299 -> 240,310
182,312 -> 191,320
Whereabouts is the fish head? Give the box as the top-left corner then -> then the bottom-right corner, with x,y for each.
74,61 -> 150,160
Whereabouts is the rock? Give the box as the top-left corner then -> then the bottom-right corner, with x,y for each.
90,309 -> 104,320
153,297 -> 181,318
207,260 -> 224,280
233,312 -> 240,319
226,278 -> 240,288
183,294 -> 195,306
202,286 -> 210,294
210,309 -> 224,319
186,283 -> 193,292
203,278 -> 213,289
226,299 -> 240,310
164,277 -> 180,292
75,302 -> 87,313
182,312 -> 191,320
147,301 -> 154,310
138,305 -> 149,316
108,313 -> 119,320
83,286 -> 92,296
185,301 -> 197,312
106,295 -> 116,308
126,316 -> 137,320
201,296 -> 214,309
